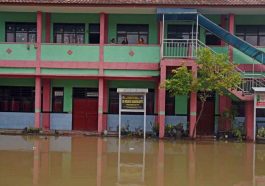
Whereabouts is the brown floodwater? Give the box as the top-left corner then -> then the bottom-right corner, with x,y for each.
0,135 -> 265,186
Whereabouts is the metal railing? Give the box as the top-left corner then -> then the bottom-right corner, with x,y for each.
162,38 -> 265,96
198,40 -> 265,96
162,39 -> 197,58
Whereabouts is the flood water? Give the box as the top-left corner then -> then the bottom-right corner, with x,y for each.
0,135 -> 265,186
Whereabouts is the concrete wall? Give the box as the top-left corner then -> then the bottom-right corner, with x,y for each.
0,112 -> 34,129
165,116 -> 188,130
50,113 -> 72,130
107,114 -> 155,132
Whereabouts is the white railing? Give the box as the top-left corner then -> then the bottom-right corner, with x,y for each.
162,38 -> 265,96
196,40 -> 265,96
162,39 -> 197,58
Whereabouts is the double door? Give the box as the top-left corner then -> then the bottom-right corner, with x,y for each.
73,98 -> 98,131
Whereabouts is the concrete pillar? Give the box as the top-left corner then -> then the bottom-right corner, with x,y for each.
245,101 -> 254,140
103,81 -> 108,131
98,78 -> 104,133
99,13 -> 108,75
42,79 -> 51,130
158,64 -> 166,138
189,92 -> 197,138
34,77 -> 41,128
189,67 -> 197,138
228,14 -> 235,62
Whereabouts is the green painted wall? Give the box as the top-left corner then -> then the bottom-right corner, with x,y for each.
51,79 -> 98,112
108,14 -> 158,44
211,46 -> 228,54
175,95 -> 188,115
0,78 -> 34,86
104,45 -> 160,63
41,68 -> 98,75
235,15 -> 265,25
41,45 -> 99,62
104,70 -> 159,77
0,67 -> 35,74
50,13 -> 99,43
0,43 -> 36,61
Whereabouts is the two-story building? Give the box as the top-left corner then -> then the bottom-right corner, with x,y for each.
0,0 -> 265,140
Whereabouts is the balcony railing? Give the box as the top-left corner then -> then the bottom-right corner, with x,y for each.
162,39 -> 198,58
0,42 -> 36,61
41,43 -> 100,62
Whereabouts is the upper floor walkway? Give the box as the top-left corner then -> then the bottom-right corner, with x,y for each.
0,9 -> 265,78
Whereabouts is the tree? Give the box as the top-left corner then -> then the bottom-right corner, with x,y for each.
163,48 -> 241,138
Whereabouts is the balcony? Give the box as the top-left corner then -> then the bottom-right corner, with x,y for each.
0,43 -> 36,61
41,43 -> 100,62
104,45 -> 160,63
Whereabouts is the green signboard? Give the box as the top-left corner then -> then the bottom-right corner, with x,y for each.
121,95 -> 144,110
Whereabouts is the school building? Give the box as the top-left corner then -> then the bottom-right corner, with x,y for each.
0,0 -> 265,140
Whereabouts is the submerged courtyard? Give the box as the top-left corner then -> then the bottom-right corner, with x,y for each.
0,135 -> 264,186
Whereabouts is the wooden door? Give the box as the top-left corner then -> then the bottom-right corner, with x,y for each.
196,100 -> 215,135
73,98 -> 98,131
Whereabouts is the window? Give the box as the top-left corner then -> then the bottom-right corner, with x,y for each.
0,86 -> 34,112
166,91 -> 175,115
117,24 -> 149,44
205,31 -> 221,45
89,24 -> 100,44
236,25 -> 265,46
54,23 -> 85,44
108,88 -> 155,115
52,88 -> 64,113
6,22 -> 36,42
167,25 -> 196,39
73,88 -> 98,98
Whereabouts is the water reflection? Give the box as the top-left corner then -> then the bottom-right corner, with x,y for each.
0,135 -> 265,186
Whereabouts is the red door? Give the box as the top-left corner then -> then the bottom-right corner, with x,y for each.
73,98 -> 98,131
196,100 -> 215,135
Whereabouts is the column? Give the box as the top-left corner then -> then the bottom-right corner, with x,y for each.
34,77 -> 41,128
228,14 -> 235,62
189,67 -> 197,138
42,79 -> 51,130
45,13 -> 51,43
158,64 -> 166,138
36,11 -> 42,74
103,81 -> 108,131
99,13 -> 108,76
98,78 -> 104,133
245,101 -> 254,141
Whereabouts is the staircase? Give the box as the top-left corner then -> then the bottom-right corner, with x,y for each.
158,8 -> 265,101
162,39 -> 265,100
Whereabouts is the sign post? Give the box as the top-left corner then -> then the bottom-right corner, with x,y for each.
117,88 -> 148,139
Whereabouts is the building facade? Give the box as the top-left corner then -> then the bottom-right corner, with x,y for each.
0,0 -> 265,139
